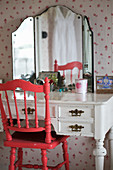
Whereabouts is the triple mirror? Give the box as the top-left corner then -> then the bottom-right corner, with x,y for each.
12,6 -> 94,92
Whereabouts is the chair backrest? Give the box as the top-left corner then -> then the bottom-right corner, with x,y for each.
0,78 -> 52,143
54,60 -> 83,84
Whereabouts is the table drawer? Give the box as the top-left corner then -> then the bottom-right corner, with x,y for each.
5,102 -> 35,119
58,105 -> 94,119
5,102 -> 56,119
58,120 -> 94,137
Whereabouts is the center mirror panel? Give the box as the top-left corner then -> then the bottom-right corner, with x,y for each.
35,6 -> 83,84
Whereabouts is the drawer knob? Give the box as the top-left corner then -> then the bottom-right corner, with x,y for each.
69,124 -> 84,132
69,109 -> 84,116
22,107 -> 35,115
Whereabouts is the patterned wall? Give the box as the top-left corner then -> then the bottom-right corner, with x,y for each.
0,0 -> 112,169
0,0 -> 113,82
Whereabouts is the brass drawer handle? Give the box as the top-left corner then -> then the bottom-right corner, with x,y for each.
69,124 -> 84,132
69,109 -> 84,116
22,107 -> 35,114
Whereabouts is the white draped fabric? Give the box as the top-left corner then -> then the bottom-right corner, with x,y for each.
52,7 -> 79,64
52,7 -> 81,84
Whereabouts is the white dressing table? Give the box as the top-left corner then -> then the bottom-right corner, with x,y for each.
2,92 -> 113,170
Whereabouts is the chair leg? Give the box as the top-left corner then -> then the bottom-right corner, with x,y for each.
9,147 -> 16,170
62,140 -> 69,170
41,149 -> 48,170
18,148 -> 23,170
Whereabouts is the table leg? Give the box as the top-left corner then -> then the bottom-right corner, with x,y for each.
93,139 -> 107,170
108,126 -> 113,170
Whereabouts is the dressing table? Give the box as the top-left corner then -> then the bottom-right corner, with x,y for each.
1,91 -> 113,170
8,4 -> 111,170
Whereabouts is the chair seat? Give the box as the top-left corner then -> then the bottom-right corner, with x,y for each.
4,131 -> 68,149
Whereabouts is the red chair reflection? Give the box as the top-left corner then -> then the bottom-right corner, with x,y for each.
54,59 -> 83,83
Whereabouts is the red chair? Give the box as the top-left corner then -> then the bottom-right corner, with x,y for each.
0,78 -> 69,170
54,60 -> 83,83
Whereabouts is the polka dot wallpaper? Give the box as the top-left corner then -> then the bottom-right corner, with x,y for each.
0,0 -> 112,169
0,0 -> 113,82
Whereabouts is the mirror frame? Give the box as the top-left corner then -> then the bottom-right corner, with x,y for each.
12,5 -> 94,93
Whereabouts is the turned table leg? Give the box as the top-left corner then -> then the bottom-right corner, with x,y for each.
93,139 -> 107,170
108,126 -> 113,170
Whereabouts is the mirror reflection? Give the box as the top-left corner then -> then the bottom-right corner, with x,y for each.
35,6 -> 83,84
12,17 -> 35,80
12,6 -> 94,92
83,16 -> 94,92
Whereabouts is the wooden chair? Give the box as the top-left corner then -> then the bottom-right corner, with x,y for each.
0,78 -> 69,170
54,60 -> 83,84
